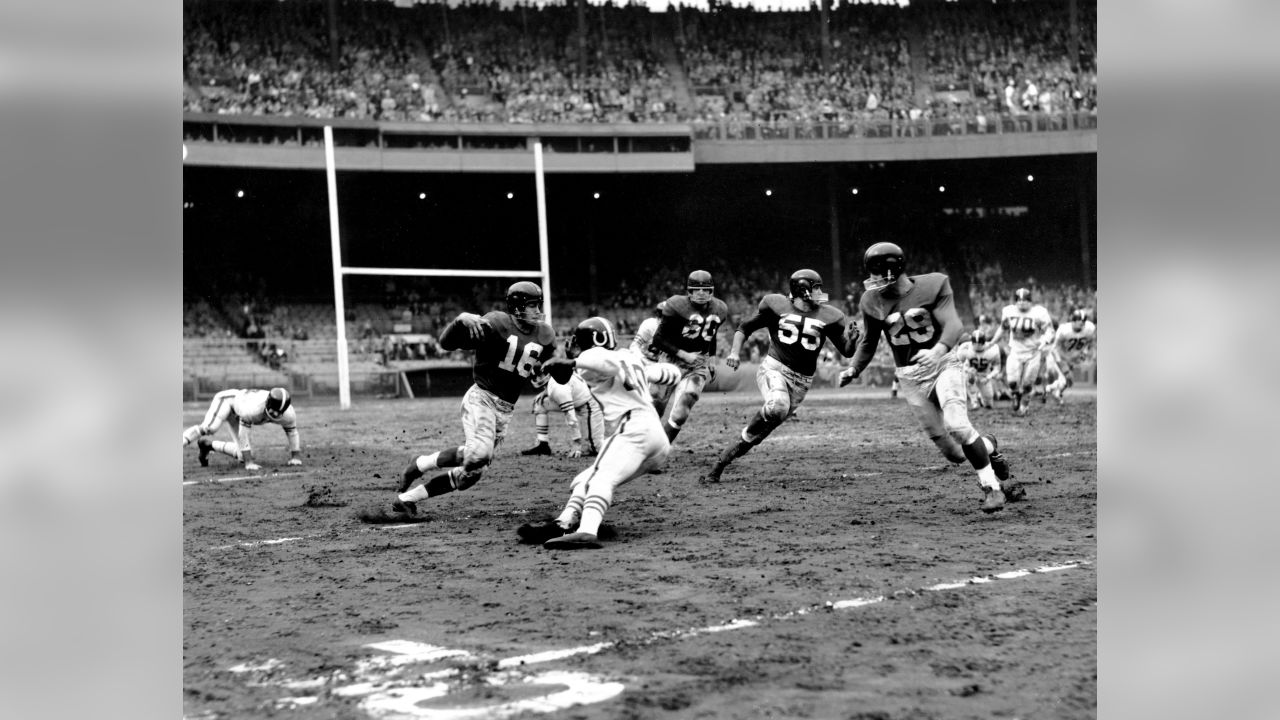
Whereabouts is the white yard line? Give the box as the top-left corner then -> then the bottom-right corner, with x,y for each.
184,472 -> 303,486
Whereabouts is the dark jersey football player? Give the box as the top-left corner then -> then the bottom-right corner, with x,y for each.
649,269 -> 730,443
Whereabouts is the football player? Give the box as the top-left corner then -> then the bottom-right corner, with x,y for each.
366,281 -> 555,522
516,317 -> 672,549
648,269 -> 730,443
701,269 -> 860,483
988,287 -> 1055,416
839,243 -> 1022,513
628,304 -> 681,416
1044,308 -> 1097,403
956,329 -> 1003,410
182,387 -> 301,471
520,369 -> 606,458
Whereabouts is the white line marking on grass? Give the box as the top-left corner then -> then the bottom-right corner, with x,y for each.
1035,450 -> 1097,460
184,472 -> 303,486
210,536 -> 307,551
239,558 -> 1093,717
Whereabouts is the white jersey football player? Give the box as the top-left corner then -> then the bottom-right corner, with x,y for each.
520,370 -> 606,458
1045,308 -> 1097,403
956,329 -> 1003,410
988,287 -> 1055,416
182,387 -> 301,471
517,317 -> 672,550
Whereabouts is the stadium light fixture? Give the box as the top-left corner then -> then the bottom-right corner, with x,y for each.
765,189 -> 773,197
938,186 -> 946,193
593,192 -> 600,199
507,192 -> 514,199
236,190 -> 245,198
1027,175 -> 1035,182
419,192 -> 427,200
851,188 -> 859,195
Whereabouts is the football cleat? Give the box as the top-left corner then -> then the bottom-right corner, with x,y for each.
520,441 -> 553,456
983,435 -> 1010,481
1001,478 -> 1027,503
391,499 -> 418,517
517,518 -> 569,544
699,463 -> 726,484
981,486 -> 1006,513
543,532 -> 603,550
197,437 -> 211,467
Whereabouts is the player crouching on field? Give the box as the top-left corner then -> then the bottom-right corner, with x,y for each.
517,317 -> 672,550
839,243 -> 1024,513
520,368 -> 606,458
182,387 -> 301,471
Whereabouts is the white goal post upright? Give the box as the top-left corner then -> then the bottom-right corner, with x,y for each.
324,126 -> 352,410
324,127 -> 554,409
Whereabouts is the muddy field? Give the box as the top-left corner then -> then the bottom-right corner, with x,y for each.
183,385 -> 1096,720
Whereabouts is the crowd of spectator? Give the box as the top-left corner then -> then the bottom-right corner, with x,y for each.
183,0 -> 1097,128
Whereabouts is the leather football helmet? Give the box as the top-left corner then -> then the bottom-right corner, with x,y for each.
573,317 -> 617,353
788,269 -> 828,308
1014,288 -> 1033,312
505,281 -> 545,327
265,387 -> 292,419
687,270 -> 714,305
863,242 -> 905,292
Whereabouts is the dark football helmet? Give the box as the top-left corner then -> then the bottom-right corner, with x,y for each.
573,317 -> 617,353
687,270 -> 714,305
971,329 -> 989,348
505,281 -> 545,327
788,269 -> 828,308
1070,308 -> 1090,327
863,242 -> 905,292
265,387 -> 292,420
1013,288 -> 1033,312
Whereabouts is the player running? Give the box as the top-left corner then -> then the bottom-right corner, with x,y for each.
956,329 -> 1003,410
648,270 -> 729,443
989,287 -> 1055,416
701,269 -> 860,483
839,243 -> 1022,513
363,281 -> 555,523
1044,308 -> 1097,404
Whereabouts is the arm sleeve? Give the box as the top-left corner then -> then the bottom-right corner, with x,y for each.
932,281 -> 964,351
849,315 -> 884,375
283,426 -> 300,453
828,317 -> 860,357
439,315 -> 483,351
650,313 -> 685,357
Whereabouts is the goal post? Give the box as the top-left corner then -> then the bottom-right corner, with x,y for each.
324,128 -> 554,409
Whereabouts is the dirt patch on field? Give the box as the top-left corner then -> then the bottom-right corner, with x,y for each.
184,388 -> 1096,719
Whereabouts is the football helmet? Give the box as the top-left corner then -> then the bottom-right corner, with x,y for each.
788,269 -> 828,308
971,329 -> 989,348
265,387 -> 292,419
505,281 -> 545,327
573,317 -> 617,353
1070,308 -> 1089,327
863,242 -> 905,292
1013,288 -> 1033,312
978,313 -> 994,326
687,270 -> 714,305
